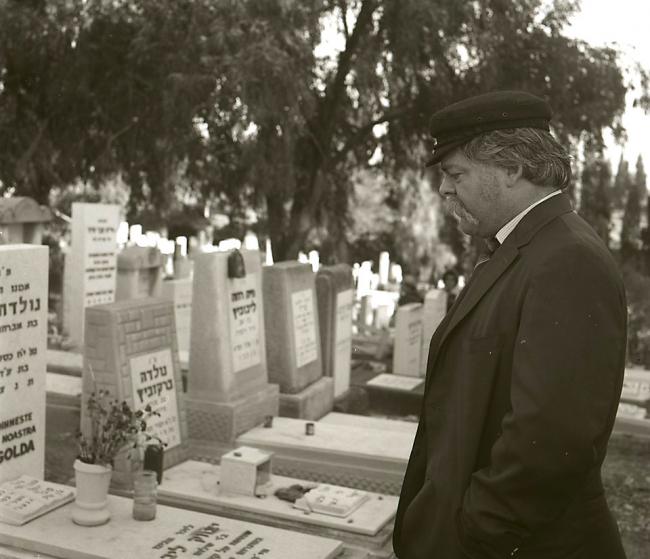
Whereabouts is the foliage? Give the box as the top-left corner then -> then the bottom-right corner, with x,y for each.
578,148 -> 612,246
76,389 -> 164,467
0,0 -> 640,261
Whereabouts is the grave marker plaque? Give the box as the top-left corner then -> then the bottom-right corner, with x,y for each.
316,265 -> 354,398
66,203 -> 119,347
0,245 -> 48,483
83,298 -> 189,474
392,303 -> 423,377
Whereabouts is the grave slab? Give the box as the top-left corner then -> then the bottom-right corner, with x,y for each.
319,412 -> 417,436
0,488 -> 344,559
0,245 -> 49,483
316,265 -> 354,399
236,417 -> 413,495
366,374 -> 423,392
160,460 -> 397,536
83,298 -> 190,480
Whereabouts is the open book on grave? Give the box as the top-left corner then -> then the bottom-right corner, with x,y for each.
0,476 -> 74,526
292,484 -> 370,518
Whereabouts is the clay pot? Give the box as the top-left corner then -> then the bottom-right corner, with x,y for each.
71,459 -> 112,526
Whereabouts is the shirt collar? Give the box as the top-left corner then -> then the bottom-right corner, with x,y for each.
495,190 -> 562,245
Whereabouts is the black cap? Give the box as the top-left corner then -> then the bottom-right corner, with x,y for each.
426,90 -> 552,166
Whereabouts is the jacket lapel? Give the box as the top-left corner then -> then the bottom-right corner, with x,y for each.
435,243 -> 519,353
424,193 -> 575,392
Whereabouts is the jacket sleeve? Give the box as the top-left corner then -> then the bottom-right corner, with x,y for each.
456,245 -> 627,558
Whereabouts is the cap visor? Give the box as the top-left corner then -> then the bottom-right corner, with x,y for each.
425,139 -> 468,167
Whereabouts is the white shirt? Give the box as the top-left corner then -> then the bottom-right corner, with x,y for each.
495,190 -> 562,244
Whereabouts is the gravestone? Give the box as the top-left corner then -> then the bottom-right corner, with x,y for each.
316,264 -> 354,399
186,249 -> 278,443
0,198 -> 52,245
419,289 -> 447,376
0,245 -> 48,483
115,246 -> 163,301
82,297 -> 190,479
392,302 -> 423,377
160,277 -> 193,358
64,203 -> 119,348
263,262 -> 333,420
378,252 -> 390,286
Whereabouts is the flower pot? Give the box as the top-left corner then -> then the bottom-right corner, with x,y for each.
71,459 -> 113,526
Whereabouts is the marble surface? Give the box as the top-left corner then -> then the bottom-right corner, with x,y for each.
236,417 -> 412,464
0,485 -> 342,559
366,373 -> 423,392
160,460 -> 398,536
319,412 -> 418,436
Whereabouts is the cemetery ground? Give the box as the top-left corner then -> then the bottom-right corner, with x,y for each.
44,372 -> 650,559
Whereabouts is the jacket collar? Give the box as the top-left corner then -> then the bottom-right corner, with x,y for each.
504,191 -> 574,249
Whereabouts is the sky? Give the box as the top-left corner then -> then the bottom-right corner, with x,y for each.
567,0 -> 650,170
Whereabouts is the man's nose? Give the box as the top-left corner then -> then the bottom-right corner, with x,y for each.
439,175 -> 454,196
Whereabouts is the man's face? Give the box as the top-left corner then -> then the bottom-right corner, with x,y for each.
438,150 -> 507,238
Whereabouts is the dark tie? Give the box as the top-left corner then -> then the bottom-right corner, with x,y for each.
447,237 -> 500,314
473,237 -> 500,270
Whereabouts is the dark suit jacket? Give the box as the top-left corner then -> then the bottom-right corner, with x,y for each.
393,194 -> 628,559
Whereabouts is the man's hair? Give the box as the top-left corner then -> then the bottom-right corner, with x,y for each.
460,128 -> 572,189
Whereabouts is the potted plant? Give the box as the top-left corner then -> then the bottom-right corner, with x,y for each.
72,389 -> 163,526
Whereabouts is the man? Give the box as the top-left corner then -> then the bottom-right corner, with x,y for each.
393,91 -> 627,559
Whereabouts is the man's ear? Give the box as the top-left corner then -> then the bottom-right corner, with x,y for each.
504,165 -> 523,187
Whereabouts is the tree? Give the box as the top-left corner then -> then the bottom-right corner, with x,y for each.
0,0 -> 640,261
578,148 -> 612,245
621,155 -> 646,262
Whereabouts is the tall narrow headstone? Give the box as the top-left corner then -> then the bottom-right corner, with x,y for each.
263,262 -> 333,419
186,249 -> 278,442
392,303 -> 423,377
115,246 -> 163,301
65,203 -> 119,347
82,298 -> 189,478
420,289 -> 447,376
0,245 -> 48,482
316,265 -> 353,399
161,277 -> 193,357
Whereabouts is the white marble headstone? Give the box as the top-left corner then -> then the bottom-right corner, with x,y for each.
65,203 -> 119,347
0,245 -> 48,483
